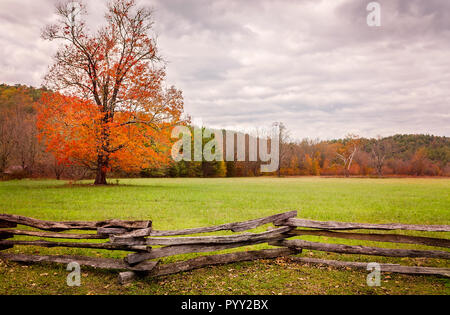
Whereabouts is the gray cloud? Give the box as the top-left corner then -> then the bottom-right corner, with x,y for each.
0,0 -> 449,140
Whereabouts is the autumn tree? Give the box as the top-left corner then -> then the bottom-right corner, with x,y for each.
335,134 -> 360,177
0,86 -> 42,177
410,147 -> 428,176
0,109 -> 14,175
10,91 -> 40,174
38,0 -> 186,184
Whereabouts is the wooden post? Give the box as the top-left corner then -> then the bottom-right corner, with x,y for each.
0,231 -> 13,251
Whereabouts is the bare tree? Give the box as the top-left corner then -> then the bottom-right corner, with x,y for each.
370,136 -> 393,177
0,112 -> 14,175
336,134 -> 360,177
11,107 -> 40,175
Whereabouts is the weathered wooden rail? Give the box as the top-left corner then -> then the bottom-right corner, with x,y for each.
0,211 -> 449,284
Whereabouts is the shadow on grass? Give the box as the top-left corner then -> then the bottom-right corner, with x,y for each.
1,179 -> 179,190
31,182 -> 182,190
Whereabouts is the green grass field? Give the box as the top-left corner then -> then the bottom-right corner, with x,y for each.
0,177 -> 449,295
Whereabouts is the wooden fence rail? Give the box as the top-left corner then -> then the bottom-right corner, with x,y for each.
0,214 -> 152,231
271,239 -> 450,259
0,211 -> 449,284
277,218 -> 450,232
286,229 -> 450,248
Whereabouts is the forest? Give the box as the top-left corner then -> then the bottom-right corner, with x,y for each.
1,84 -> 449,180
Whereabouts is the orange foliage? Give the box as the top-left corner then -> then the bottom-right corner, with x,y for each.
38,0 -> 188,183
36,90 -> 184,175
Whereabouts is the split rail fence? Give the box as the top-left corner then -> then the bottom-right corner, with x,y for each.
0,211 -> 449,284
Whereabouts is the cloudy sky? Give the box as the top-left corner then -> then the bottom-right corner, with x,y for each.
1,0 -> 449,140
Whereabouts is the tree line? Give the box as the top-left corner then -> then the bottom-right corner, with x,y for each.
148,130 -> 450,178
1,84 -> 449,180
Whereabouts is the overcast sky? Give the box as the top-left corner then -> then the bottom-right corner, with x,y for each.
0,0 -> 449,140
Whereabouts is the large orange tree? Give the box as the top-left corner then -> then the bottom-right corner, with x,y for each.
38,0 -> 186,184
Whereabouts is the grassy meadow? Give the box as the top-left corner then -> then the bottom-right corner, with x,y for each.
0,177 -> 449,295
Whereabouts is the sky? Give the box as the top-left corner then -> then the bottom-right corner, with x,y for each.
0,0 -> 449,140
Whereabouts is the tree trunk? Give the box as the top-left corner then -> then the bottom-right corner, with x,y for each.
94,154 -> 108,185
94,112 -> 111,185
344,167 -> 350,177
377,166 -> 383,178
95,167 -> 107,185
